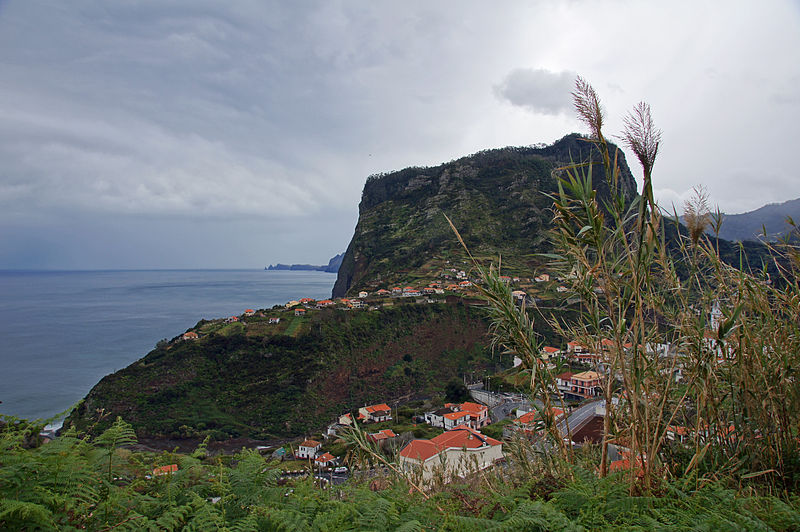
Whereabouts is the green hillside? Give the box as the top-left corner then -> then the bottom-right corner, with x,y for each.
65,303 -> 494,440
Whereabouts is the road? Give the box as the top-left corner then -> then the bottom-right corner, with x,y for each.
558,399 -> 604,439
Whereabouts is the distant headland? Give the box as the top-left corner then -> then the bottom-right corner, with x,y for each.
265,252 -> 344,273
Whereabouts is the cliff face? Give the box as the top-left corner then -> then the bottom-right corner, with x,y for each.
333,134 -> 638,297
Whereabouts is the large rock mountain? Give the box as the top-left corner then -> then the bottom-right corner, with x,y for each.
333,134 -> 638,297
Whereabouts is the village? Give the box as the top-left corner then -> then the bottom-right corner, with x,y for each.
172,263 -> 734,485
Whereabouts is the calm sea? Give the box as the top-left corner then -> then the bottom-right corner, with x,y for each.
0,270 -> 336,422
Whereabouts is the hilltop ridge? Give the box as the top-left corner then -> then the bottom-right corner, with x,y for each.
333,134 -> 638,297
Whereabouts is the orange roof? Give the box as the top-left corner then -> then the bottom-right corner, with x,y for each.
300,439 -> 321,448
444,411 -> 470,420
572,371 -> 601,382
517,408 -> 563,425
517,411 -> 539,425
366,403 -> 391,413
667,425 -> 689,436
369,429 -> 397,440
400,439 -> 441,462
432,426 -> 501,449
153,464 -> 178,475
245,309 -> 254,313
608,456 -> 645,476
459,402 -> 487,415
543,346 -> 559,353
299,298 -> 315,303
400,426 -> 500,462
315,452 -> 336,463
183,331 -> 198,338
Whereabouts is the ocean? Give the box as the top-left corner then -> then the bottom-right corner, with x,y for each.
0,269 -> 336,422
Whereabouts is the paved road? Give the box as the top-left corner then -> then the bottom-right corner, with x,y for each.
559,399 -> 604,439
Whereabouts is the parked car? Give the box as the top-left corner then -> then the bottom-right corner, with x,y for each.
334,466 -> 348,474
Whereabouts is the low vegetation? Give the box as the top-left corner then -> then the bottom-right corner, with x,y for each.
66,303 -> 494,440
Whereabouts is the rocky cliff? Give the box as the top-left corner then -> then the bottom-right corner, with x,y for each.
333,134 -> 638,297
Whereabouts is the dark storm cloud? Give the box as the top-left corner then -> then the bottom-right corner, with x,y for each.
0,1 -> 798,268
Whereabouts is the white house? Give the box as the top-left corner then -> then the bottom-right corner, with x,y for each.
399,426 -> 503,482
296,439 -> 322,459
357,403 -> 392,423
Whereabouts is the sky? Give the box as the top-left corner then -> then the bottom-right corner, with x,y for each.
1,1 -> 799,269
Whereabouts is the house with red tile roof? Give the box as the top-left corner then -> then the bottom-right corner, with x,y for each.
399,426 -> 503,482
182,331 -> 199,340
294,308 -> 306,316
566,341 -> 587,353
427,402 -> 489,430
367,428 -> 397,443
152,464 -> 178,476
574,352 -> 601,364
555,371 -> 574,391
357,403 -> 392,423
542,346 -> 560,358
376,289 -> 390,296
442,410 -> 471,430
314,452 -> 337,468
296,439 -> 322,459
571,371 -> 602,398
457,402 -> 490,429
511,407 -> 566,438
244,309 -> 255,316
316,299 -> 334,308
666,425 -> 691,444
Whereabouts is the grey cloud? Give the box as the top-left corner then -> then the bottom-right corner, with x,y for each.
494,68 -> 577,115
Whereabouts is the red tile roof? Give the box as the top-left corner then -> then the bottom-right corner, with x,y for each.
399,439 -> 440,462
368,429 -> 397,441
300,439 -> 321,448
459,402 -> 487,415
315,452 -> 336,464
153,464 -> 178,476
516,411 -> 539,425
543,346 -> 559,353
365,403 -> 391,413
399,426 -> 501,462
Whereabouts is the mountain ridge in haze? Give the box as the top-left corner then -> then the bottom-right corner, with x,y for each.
714,197 -> 800,241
